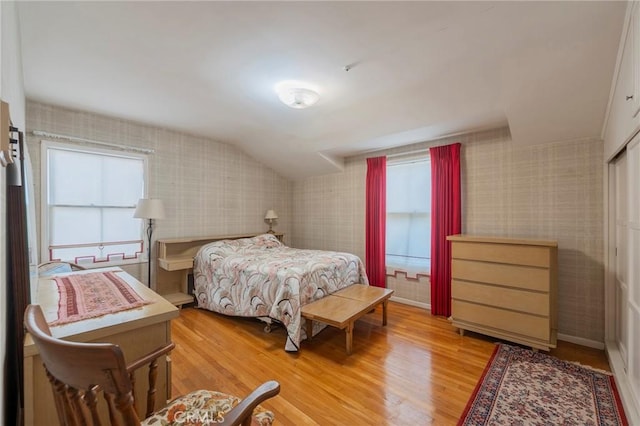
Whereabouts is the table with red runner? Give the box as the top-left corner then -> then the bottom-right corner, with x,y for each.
50,271 -> 152,326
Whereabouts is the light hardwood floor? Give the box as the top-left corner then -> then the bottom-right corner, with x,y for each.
170,302 -> 609,425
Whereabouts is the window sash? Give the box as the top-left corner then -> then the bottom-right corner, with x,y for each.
41,141 -> 147,264
385,156 -> 431,271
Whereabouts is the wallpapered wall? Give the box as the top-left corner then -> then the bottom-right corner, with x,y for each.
26,101 -> 292,284
293,128 -> 605,344
25,101 -> 605,344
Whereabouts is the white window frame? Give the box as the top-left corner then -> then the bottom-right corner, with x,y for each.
40,140 -> 149,268
385,155 -> 431,276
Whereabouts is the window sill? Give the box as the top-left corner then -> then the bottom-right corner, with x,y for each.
386,265 -> 430,279
77,257 -> 147,270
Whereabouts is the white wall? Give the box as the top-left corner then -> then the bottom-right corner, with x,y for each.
1,0 -> 26,421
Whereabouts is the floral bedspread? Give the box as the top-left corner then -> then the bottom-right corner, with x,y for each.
193,234 -> 369,351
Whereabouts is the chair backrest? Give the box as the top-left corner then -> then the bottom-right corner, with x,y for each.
24,304 -> 145,425
25,304 -> 280,426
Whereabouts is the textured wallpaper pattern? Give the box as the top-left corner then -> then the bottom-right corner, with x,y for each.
26,101 -> 292,284
293,128 -> 604,343
25,101 -> 605,343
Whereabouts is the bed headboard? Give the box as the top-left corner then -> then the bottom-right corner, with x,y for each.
157,232 -> 284,267
155,232 -> 284,305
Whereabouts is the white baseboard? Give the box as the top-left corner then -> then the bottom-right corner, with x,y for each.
606,341 -> 640,425
557,333 -> 605,350
389,295 -> 430,310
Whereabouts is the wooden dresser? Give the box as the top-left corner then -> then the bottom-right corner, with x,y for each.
447,235 -> 558,351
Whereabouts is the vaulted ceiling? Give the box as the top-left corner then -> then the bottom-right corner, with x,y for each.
18,1 -> 626,179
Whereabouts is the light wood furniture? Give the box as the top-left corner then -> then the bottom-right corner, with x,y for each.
447,235 -> 558,351
156,233 -> 283,306
23,267 -> 179,426
301,285 -> 394,354
25,304 -> 280,426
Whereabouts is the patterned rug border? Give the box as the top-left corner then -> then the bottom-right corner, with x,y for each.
458,344 -> 501,424
458,343 -> 629,426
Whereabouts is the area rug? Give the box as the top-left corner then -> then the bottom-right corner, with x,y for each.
458,344 -> 628,426
50,271 -> 151,326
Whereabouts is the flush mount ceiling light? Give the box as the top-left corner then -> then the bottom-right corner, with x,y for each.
275,82 -> 320,109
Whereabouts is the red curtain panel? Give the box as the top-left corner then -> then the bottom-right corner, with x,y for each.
429,143 -> 461,316
365,156 -> 387,288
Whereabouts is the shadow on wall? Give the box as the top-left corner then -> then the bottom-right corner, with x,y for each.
555,246 -> 604,342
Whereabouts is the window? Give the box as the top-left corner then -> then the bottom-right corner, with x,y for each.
385,156 -> 431,273
41,142 -> 147,265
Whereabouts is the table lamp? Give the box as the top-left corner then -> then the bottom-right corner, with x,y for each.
265,209 -> 278,234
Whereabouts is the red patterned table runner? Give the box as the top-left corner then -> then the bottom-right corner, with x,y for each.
50,271 -> 152,326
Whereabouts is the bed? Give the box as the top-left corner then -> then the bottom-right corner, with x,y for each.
193,233 -> 369,351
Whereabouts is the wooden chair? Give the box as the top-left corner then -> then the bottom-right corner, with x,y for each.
24,304 -> 280,426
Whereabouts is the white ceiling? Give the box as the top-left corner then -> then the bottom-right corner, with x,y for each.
17,1 -> 626,180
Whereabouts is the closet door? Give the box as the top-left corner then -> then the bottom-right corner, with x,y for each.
627,139 -> 640,402
615,152 -> 628,369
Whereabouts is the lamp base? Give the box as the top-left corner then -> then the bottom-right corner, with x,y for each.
267,230 -> 275,234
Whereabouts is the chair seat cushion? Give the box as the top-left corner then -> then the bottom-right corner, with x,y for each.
142,389 -> 275,426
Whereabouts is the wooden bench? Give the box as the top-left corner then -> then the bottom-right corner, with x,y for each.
301,284 -> 394,354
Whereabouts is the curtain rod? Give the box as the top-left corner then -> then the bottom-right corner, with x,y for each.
31,130 -> 155,154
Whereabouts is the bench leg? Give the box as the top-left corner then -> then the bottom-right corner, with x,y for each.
306,319 -> 313,341
345,323 -> 354,355
382,300 -> 388,326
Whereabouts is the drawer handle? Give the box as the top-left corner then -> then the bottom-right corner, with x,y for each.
627,95 -> 634,100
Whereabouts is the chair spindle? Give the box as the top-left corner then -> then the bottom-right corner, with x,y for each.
145,359 -> 158,417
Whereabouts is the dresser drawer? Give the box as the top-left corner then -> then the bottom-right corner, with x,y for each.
452,241 -> 551,267
452,300 -> 550,341
451,259 -> 550,292
452,280 -> 549,316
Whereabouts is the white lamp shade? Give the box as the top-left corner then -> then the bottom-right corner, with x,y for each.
134,198 -> 165,219
265,209 -> 278,220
